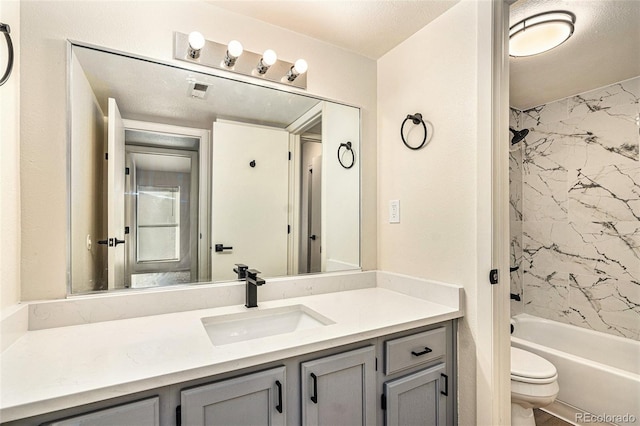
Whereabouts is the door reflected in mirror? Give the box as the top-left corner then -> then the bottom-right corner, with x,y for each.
126,142 -> 200,289
69,43 -> 360,294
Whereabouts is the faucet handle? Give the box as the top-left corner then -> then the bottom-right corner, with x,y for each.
247,269 -> 265,286
233,264 -> 249,280
246,268 -> 262,279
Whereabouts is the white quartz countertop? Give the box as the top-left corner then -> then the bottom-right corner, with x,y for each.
0,284 -> 462,422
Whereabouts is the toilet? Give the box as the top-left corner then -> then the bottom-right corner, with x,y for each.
511,347 -> 559,426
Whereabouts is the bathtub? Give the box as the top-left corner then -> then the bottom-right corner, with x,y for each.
511,314 -> 640,425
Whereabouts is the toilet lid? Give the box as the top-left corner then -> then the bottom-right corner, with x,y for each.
511,347 -> 557,382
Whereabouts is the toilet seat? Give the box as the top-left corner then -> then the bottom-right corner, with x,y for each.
511,347 -> 557,384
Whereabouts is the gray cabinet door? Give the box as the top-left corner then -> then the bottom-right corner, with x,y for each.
301,346 -> 376,426
181,366 -> 286,426
44,397 -> 159,426
384,363 -> 448,426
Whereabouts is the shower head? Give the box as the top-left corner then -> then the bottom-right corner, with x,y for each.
509,127 -> 529,145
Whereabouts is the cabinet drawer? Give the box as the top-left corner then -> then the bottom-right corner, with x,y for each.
385,327 -> 446,375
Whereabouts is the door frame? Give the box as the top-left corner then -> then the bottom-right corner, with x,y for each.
122,119 -> 211,283
124,145 -> 199,286
286,103 -> 323,275
106,98 -> 126,290
479,1 -> 512,424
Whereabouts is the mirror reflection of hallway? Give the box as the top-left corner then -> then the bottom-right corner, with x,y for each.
115,121 -> 210,291
299,138 -> 322,274
124,144 -> 200,289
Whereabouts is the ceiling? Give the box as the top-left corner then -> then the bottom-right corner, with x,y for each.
208,0 -> 640,111
74,45 -> 320,130
207,0 -> 460,60
509,0 -> 640,110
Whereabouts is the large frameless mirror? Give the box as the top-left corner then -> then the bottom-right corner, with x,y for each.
69,43 -> 360,294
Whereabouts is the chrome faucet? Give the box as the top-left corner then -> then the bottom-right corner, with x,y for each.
245,269 -> 265,308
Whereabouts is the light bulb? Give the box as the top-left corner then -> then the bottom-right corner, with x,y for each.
227,40 -> 243,59
223,40 -> 243,67
188,31 -> 205,50
262,49 -> 278,67
187,31 -> 205,59
293,59 -> 308,74
256,49 -> 278,75
286,59 -> 308,82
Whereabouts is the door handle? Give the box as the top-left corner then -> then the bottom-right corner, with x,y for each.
309,235 -> 317,241
441,373 -> 449,396
411,346 -> 433,357
275,380 -> 283,413
310,373 -> 318,404
215,243 -> 233,252
98,238 -> 125,247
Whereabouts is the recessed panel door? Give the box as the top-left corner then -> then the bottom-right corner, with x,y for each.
181,367 -> 286,426
301,346 -> 376,426
384,363 -> 448,426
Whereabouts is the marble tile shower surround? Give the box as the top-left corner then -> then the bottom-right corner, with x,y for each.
509,76 -> 640,340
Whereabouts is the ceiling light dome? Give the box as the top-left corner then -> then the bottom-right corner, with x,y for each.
509,11 -> 576,57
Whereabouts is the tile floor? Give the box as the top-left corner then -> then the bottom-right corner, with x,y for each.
534,409 -> 574,426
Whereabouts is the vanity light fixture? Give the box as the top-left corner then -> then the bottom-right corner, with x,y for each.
286,59 -> 308,82
223,40 -> 243,67
509,11 -> 575,57
256,49 -> 277,75
187,31 -> 205,59
174,32 -> 308,89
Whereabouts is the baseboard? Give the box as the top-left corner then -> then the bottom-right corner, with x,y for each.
542,401 -> 615,426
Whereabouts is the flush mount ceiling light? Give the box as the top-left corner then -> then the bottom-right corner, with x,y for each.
174,32 -> 307,89
509,11 -> 576,57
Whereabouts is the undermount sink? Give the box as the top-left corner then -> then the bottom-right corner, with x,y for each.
201,305 -> 334,346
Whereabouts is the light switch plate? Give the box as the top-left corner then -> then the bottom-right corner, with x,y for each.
389,200 -> 400,223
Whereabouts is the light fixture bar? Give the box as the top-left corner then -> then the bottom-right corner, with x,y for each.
173,32 -> 307,89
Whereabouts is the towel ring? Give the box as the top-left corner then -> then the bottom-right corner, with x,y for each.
401,113 -> 428,150
0,23 -> 14,87
337,141 -> 355,169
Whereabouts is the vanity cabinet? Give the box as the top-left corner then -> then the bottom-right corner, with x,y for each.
180,367 -> 286,426
8,321 -> 455,426
41,397 -> 160,426
382,363 -> 447,426
300,346 -> 376,426
378,326 -> 454,426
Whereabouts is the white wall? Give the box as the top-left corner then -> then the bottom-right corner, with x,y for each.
0,0 -> 21,310
377,1 -> 498,423
70,53 -> 106,294
20,1 -> 377,300
322,102 -> 360,271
